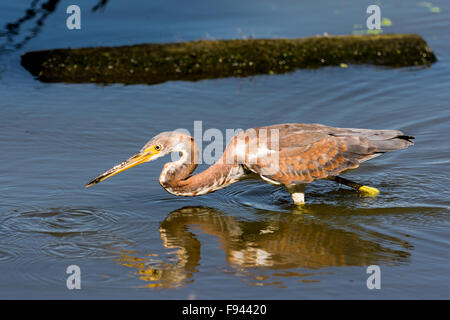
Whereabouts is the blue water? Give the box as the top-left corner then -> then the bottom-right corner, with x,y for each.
0,0 -> 449,299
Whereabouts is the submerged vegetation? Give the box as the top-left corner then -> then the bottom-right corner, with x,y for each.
21,34 -> 436,85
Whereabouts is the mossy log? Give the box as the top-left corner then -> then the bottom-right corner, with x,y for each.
21,34 -> 436,85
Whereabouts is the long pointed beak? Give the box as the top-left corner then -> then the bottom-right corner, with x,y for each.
85,151 -> 155,188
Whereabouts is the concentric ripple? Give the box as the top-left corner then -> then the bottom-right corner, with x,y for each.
0,207 -> 132,260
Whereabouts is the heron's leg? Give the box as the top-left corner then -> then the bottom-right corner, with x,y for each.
286,184 -> 306,205
328,176 -> 379,197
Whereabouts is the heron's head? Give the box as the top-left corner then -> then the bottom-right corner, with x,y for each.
85,131 -> 194,188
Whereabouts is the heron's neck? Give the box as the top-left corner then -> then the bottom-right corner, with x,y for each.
159,140 -> 244,196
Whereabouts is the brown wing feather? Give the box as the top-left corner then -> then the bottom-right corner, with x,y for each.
239,123 -> 413,185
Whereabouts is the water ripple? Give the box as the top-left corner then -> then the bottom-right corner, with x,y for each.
2,207 -> 119,235
0,207 -> 131,261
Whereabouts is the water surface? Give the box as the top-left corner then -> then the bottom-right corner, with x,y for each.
0,0 -> 449,299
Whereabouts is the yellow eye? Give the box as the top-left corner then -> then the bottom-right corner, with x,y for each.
155,145 -> 161,151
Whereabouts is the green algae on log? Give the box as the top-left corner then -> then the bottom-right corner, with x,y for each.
21,34 -> 436,85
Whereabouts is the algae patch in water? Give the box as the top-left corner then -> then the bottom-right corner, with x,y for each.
21,34 -> 437,85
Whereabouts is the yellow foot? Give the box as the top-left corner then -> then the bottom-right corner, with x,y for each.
358,185 -> 380,197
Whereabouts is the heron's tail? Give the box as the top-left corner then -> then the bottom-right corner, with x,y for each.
335,128 -> 414,162
336,128 -> 414,151
369,132 -> 414,152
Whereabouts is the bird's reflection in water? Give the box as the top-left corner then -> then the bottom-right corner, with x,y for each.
116,206 -> 411,288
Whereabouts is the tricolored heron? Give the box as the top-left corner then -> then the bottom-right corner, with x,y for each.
85,123 -> 414,205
